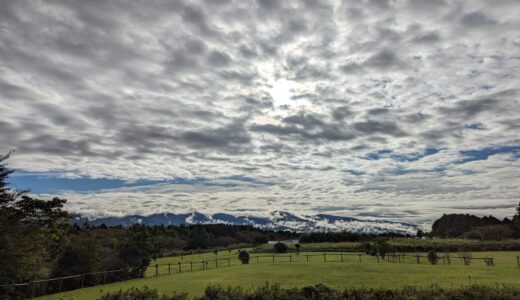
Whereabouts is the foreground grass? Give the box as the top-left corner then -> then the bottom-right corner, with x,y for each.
39,251 -> 520,300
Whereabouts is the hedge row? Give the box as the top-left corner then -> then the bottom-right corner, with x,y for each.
98,284 -> 520,300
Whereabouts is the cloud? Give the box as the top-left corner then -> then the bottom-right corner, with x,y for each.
1,0 -> 520,226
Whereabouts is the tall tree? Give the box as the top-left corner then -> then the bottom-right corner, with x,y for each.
0,152 -> 70,285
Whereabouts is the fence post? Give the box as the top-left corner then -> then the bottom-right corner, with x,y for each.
215,259 -> 218,268
59,278 -> 63,292
517,256 -> 520,268
256,256 -> 259,264
306,255 -> 309,262
324,253 -> 326,262
273,255 -> 275,262
416,255 -> 420,264
358,254 -> 361,263
155,264 -> 159,277
190,262 -> 193,272
31,281 -> 35,299
168,263 -> 171,275
81,274 -> 85,288
178,262 -> 181,273
290,255 -> 292,262
103,271 -> 107,285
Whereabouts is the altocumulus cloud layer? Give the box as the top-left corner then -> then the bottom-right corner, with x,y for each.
1,0 -> 520,225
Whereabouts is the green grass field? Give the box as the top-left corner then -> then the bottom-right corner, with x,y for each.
38,250 -> 520,300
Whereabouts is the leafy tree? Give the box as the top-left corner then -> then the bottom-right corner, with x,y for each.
51,231 -> 101,288
116,224 -> 156,278
368,246 -> 378,257
375,240 -> 390,258
273,242 -> 288,253
0,152 -> 69,285
253,236 -> 268,245
238,250 -> 250,264
187,227 -> 212,249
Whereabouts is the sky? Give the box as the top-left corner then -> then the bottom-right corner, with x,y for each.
1,0 -> 520,226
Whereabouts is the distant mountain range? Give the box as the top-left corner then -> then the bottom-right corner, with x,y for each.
72,211 -> 418,235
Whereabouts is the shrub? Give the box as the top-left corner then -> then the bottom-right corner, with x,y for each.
238,250 -> 250,264
376,240 -> 390,258
97,286 -> 188,300
362,242 -> 371,254
427,250 -> 438,265
99,284 -> 520,300
273,242 -> 288,253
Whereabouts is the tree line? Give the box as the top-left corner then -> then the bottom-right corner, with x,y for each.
431,210 -> 520,240
0,152 -> 294,298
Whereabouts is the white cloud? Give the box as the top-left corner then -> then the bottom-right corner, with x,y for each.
1,0 -> 519,226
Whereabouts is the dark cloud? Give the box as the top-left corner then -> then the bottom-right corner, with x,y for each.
354,121 -> 407,137
332,107 -> 354,121
364,49 -> 406,70
460,11 -> 497,28
179,121 -> 251,152
437,98 -> 500,119
207,50 -> 232,67
411,31 -> 441,44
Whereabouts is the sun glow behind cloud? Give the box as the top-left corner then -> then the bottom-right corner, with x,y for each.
1,0 -> 520,226
270,79 -> 295,108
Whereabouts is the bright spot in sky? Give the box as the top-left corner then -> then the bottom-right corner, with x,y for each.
270,79 -> 296,108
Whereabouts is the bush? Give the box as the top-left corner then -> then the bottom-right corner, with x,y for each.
238,250 -> 250,264
273,242 -> 288,253
194,283 -> 520,300
98,284 -> 520,300
368,246 -> 378,257
295,243 -> 301,254
376,240 -> 390,258
362,242 -> 371,254
97,286 -> 188,300
427,250 -> 438,265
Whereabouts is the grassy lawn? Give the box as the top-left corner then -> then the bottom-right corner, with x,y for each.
38,251 -> 520,300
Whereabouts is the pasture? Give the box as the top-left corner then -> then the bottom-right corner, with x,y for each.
38,250 -> 520,299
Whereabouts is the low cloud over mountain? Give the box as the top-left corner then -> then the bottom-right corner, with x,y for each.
73,210 -> 418,235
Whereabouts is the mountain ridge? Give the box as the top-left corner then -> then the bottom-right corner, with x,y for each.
72,211 -> 418,235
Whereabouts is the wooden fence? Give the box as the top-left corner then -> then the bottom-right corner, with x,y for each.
0,252 -> 510,299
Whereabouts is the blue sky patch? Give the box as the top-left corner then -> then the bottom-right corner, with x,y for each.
363,147 -> 440,162
7,171 -> 264,194
465,123 -> 486,130
457,145 -> 520,164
